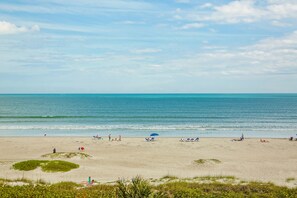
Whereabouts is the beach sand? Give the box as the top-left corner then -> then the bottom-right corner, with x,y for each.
0,137 -> 296,187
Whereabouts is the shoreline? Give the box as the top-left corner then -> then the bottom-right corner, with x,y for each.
0,135 -> 292,139
0,137 -> 296,187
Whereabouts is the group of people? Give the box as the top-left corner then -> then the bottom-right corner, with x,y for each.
92,134 -> 122,141
108,134 -> 121,141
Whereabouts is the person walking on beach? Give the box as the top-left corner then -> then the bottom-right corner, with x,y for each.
241,133 -> 244,140
119,135 -> 121,141
108,134 -> 111,141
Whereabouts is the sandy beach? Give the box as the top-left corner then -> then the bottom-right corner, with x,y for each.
0,137 -> 296,187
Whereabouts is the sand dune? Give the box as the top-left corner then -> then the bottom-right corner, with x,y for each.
0,137 -> 296,187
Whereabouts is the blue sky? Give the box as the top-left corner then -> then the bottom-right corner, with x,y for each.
0,0 -> 297,93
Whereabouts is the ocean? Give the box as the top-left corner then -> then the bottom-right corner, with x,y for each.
0,94 -> 296,138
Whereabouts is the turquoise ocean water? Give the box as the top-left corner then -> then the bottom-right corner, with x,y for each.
0,94 -> 296,137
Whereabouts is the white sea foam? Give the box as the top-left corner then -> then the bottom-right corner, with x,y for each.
0,125 -> 295,131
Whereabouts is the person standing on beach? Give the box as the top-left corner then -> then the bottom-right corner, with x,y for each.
108,134 -> 111,141
119,135 -> 121,141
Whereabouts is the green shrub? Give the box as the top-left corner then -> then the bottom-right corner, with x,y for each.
161,175 -> 178,180
12,160 -> 48,171
12,160 -> 79,172
42,160 -> 79,172
286,178 -> 295,182
0,177 -> 296,198
117,176 -> 152,198
194,159 -> 206,164
194,159 -> 221,165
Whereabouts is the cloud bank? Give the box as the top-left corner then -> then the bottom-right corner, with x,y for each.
0,21 -> 40,35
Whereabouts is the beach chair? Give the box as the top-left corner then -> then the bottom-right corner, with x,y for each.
145,137 -> 154,141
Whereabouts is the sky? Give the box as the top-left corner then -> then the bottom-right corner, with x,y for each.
0,0 -> 297,93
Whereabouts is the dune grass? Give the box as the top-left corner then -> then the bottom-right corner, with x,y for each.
286,178 -> 296,182
195,159 -> 221,165
160,175 -> 179,181
42,152 -> 91,159
12,160 -> 79,172
0,177 -> 296,198
12,160 -> 48,171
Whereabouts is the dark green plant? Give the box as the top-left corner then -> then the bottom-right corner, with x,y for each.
117,176 -> 152,198
12,160 -> 79,172
12,160 -> 48,171
42,160 -> 79,172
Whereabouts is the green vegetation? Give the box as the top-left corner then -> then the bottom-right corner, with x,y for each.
160,175 -> 178,181
117,176 -> 155,198
286,178 -> 296,182
192,176 -> 235,181
194,158 -> 221,165
41,160 -> 79,172
194,159 -> 206,164
0,177 -> 296,198
12,160 -> 79,172
42,152 -> 91,159
0,178 -> 33,185
12,160 -> 47,171
210,159 -> 221,163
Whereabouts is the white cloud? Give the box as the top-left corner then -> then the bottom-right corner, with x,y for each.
193,1 -> 265,24
200,3 -> 213,8
179,0 -> 297,24
159,30 -> 297,76
0,21 -> 40,34
271,20 -> 291,27
181,23 -> 205,29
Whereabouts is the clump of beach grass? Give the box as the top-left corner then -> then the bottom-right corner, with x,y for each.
286,178 -> 295,182
12,160 -> 79,172
12,160 -> 47,171
160,175 -> 178,181
194,159 -> 221,165
42,152 -> 91,159
117,176 -> 166,198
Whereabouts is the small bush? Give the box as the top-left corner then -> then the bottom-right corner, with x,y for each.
195,159 -> 206,164
12,160 -> 48,171
194,159 -> 221,165
117,176 -> 152,198
12,160 -> 79,172
50,182 -> 82,190
210,159 -> 221,163
42,160 -> 79,172
286,178 -> 295,182
161,175 -> 178,181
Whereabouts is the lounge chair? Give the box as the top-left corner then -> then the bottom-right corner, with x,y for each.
93,136 -> 102,140
145,137 -> 155,142
180,137 -> 199,142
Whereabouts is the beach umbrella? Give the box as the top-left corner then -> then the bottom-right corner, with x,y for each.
150,133 -> 159,137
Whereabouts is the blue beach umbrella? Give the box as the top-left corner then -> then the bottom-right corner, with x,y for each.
150,133 -> 159,137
